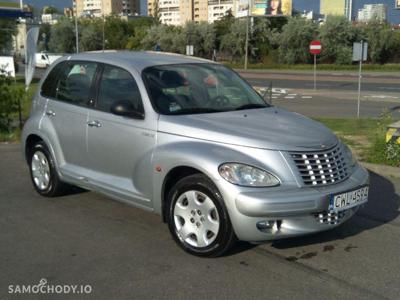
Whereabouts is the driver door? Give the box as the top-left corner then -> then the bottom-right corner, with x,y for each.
86,64 -> 156,207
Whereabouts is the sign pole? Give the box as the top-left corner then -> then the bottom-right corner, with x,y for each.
357,40 -> 364,119
244,6 -> 249,70
313,54 -> 317,90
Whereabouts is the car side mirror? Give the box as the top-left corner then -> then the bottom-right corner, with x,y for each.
110,100 -> 144,120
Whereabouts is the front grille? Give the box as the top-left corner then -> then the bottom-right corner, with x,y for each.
290,145 -> 349,186
314,210 -> 347,225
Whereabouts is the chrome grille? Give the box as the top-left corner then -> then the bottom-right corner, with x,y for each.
291,145 -> 349,186
314,210 -> 347,225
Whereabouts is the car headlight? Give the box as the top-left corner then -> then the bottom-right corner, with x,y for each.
218,163 -> 280,187
343,143 -> 356,167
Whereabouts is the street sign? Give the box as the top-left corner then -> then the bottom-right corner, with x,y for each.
309,40 -> 322,55
186,45 -> 194,56
353,41 -> 368,118
352,42 -> 368,61
309,41 -> 321,90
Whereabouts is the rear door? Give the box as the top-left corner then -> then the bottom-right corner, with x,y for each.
43,61 -> 99,177
86,64 -> 156,206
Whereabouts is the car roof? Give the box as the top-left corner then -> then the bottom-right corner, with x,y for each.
59,51 -> 215,72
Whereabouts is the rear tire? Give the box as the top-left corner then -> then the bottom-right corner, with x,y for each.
167,174 -> 236,257
28,141 -> 69,197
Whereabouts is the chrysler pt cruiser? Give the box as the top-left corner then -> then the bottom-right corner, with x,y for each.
22,52 -> 369,257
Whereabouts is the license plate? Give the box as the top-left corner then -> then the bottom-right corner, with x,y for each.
329,186 -> 369,212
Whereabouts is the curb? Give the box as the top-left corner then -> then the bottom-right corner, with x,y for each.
361,162 -> 400,179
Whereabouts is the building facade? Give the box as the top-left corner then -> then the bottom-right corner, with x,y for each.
148,0 -> 237,25
208,0 -> 234,23
320,0 -> 352,20
357,4 -> 387,22
73,0 -> 140,17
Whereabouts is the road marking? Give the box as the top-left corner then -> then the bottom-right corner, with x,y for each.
284,96 -> 295,99
364,95 -> 399,100
288,94 -> 297,96
379,87 -> 400,91
301,96 -> 313,99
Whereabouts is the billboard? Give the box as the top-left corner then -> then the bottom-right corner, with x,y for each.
0,0 -> 21,10
252,0 -> 292,16
237,0 -> 250,18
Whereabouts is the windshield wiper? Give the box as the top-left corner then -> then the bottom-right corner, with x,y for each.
168,108 -> 223,115
235,104 -> 268,111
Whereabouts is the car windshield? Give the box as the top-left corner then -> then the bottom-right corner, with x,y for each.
142,63 -> 270,115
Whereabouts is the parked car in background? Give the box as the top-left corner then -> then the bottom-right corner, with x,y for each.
22,52 -> 369,257
35,52 -> 63,68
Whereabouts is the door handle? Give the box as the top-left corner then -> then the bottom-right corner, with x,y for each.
45,110 -> 55,116
87,120 -> 102,128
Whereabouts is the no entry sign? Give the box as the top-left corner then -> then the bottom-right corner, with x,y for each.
310,40 -> 322,55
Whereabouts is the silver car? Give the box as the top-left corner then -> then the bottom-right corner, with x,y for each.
22,52 -> 369,257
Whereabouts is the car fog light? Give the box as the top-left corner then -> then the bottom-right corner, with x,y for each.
257,220 -> 281,231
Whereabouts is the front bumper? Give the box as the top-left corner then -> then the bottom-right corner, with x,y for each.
222,163 -> 369,242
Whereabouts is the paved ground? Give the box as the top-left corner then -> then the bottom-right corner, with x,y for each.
1,144 -> 399,299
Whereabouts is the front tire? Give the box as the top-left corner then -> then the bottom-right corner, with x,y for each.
28,141 -> 68,197
167,174 -> 236,257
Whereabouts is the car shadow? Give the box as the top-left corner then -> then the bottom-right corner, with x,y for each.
270,171 -> 400,250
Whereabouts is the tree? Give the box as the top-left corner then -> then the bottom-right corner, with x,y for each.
360,21 -> 397,64
182,22 -> 215,58
38,23 -> 51,52
125,17 -> 155,50
271,17 -> 318,64
43,6 -> 58,14
104,16 -> 129,50
48,18 -> 76,53
152,0 -> 161,24
79,19 -> 103,51
318,15 -> 357,64
0,19 -> 17,55
141,24 -> 183,53
214,9 -> 235,50
250,17 -> 272,62
220,19 -> 247,62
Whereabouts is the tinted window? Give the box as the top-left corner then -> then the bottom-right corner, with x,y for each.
97,65 -> 143,113
41,62 -> 65,98
54,62 -> 98,106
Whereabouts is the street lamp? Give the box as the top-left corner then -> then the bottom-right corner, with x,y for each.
73,0 -> 79,53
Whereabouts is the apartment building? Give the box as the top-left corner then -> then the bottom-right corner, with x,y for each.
320,0 -> 352,20
73,0 -> 140,17
357,4 -> 387,22
208,0 -> 234,23
148,0 -> 235,25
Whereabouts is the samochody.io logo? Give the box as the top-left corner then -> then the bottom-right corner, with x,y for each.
8,278 -> 92,295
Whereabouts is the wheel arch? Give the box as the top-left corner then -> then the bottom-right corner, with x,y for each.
161,166 -> 209,222
25,134 -> 44,163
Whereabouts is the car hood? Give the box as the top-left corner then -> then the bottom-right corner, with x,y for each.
158,107 -> 338,151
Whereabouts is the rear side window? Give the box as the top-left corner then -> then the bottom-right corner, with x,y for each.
41,62 -> 65,98
97,65 -> 143,113
54,62 -> 98,106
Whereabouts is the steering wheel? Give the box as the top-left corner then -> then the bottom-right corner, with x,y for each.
205,95 -> 231,108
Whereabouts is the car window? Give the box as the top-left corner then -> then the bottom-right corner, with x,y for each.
41,62 -> 66,98
97,65 -> 143,114
142,63 -> 268,115
54,62 -> 98,106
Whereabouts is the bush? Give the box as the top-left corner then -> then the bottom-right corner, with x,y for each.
335,46 -> 353,65
0,75 -> 24,133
